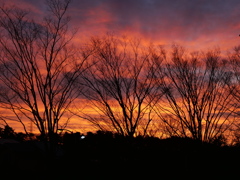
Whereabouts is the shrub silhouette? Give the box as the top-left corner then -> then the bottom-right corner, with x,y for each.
61,132 -> 240,179
0,130 -> 239,179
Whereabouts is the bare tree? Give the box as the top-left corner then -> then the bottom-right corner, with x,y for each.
0,0 -> 87,142
227,45 -> 240,144
154,45 -> 237,142
74,35 -> 162,137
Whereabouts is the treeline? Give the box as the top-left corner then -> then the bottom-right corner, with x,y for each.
61,131 -> 240,179
0,128 -> 239,179
75,38 -> 240,144
0,0 -> 240,145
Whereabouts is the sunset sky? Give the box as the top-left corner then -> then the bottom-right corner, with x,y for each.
6,0 -> 240,52
3,0 -> 240,133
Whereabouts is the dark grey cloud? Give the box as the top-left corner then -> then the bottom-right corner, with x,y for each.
69,0 -> 240,42
9,0 -> 240,50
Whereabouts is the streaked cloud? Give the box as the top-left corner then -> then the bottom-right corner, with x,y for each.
6,0 -> 240,51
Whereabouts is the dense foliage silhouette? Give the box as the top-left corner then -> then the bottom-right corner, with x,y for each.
0,129 -> 239,179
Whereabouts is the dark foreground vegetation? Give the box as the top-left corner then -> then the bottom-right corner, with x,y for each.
0,126 -> 240,180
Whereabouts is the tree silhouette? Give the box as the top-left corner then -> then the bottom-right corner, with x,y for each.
74,35 -> 162,137
0,0 -> 87,145
154,45 -> 237,142
0,125 -> 15,139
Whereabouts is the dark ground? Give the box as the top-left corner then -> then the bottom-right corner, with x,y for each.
0,132 -> 239,180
